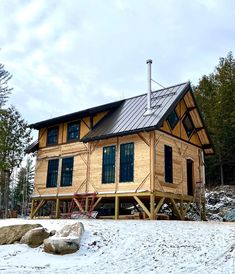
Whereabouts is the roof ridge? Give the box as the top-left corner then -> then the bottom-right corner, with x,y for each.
122,81 -> 189,102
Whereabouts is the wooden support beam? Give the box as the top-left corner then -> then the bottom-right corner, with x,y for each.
201,201 -> 206,221
30,199 -> 35,219
134,196 -> 151,218
183,201 -> 191,218
73,198 -> 84,212
91,197 -> 102,211
150,193 -> 155,220
85,197 -> 89,212
31,199 -> 45,219
115,196 -> 119,220
137,133 -> 150,146
55,198 -> 60,219
154,197 -> 165,215
170,198 -> 183,220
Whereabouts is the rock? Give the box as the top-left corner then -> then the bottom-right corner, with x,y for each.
56,222 -> 84,238
43,237 -> 80,255
49,230 -> 56,236
223,209 -> 235,222
0,224 -> 42,245
20,227 -> 50,248
43,222 -> 84,255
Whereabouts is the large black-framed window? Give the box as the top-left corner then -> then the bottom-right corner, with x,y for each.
120,143 -> 134,182
47,126 -> 59,145
167,109 -> 179,130
183,114 -> 194,137
67,121 -> 80,142
46,159 -> 59,188
61,157 -> 74,187
164,145 -> 173,184
102,146 -> 116,184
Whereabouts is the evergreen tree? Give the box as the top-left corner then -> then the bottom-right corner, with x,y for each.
0,63 -> 12,108
13,158 -> 34,215
194,52 -> 235,185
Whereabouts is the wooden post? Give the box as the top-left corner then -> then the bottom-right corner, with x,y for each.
201,201 -> 206,221
115,196 -> 119,220
134,196 -> 151,218
85,197 -> 89,212
150,131 -> 156,192
150,193 -> 155,220
180,199 -> 184,220
30,199 -> 35,219
31,200 -> 45,219
55,198 -> 60,219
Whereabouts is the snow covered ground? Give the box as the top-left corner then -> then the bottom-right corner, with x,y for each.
0,219 -> 234,274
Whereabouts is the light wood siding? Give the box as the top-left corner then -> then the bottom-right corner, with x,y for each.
160,92 -> 202,147
88,133 -> 150,193
155,130 -> 201,195
38,111 -> 108,148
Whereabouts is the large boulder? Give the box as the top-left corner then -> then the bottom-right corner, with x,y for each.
20,227 -> 50,248
43,237 -> 80,255
0,224 -> 42,245
43,222 -> 84,255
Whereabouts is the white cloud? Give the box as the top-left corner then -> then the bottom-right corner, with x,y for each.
0,0 -> 234,127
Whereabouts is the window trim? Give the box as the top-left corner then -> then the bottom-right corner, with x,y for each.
167,109 -> 179,130
46,159 -> 59,188
102,145 -> 116,184
47,126 -> 59,146
119,142 -> 134,183
60,157 -> 74,187
67,120 -> 80,142
182,113 -> 195,138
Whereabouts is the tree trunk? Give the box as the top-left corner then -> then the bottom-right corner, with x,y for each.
219,155 -> 224,186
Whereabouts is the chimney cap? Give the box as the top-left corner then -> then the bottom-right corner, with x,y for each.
146,59 -> 152,64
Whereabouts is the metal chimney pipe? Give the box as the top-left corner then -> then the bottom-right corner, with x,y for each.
144,59 -> 154,116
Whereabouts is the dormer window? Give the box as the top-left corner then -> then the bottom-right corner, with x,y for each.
67,121 -> 80,142
167,109 -> 179,130
47,126 -> 59,145
183,114 -> 194,137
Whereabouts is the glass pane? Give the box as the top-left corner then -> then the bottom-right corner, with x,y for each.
167,110 -> 179,130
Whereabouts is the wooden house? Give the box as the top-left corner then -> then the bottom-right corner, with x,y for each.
27,61 -> 213,220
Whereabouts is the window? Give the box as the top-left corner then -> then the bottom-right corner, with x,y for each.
102,146 -> 116,184
61,157 -> 74,187
183,114 -> 194,137
167,109 -> 179,130
46,159 -> 59,188
120,143 -> 134,182
47,126 -> 58,145
164,145 -> 173,183
67,121 -> 80,142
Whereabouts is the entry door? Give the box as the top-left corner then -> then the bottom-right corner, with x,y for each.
186,159 -> 194,196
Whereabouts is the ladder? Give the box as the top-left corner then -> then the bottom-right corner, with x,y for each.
67,193 -> 97,219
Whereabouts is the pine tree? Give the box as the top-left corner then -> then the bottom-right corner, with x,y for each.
13,158 -> 34,216
194,52 -> 235,185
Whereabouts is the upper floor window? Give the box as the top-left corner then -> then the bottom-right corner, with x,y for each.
47,126 -> 59,145
61,157 -> 74,187
120,143 -> 134,182
67,121 -> 80,142
102,146 -> 116,184
167,109 -> 179,130
183,114 -> 194,137
46,159 -> 59,188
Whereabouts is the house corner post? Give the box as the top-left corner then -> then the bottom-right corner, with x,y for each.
115,196 -> 119,220
55,198 -> 60,219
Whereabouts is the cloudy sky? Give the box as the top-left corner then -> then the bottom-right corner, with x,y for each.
0,0 -> 234,127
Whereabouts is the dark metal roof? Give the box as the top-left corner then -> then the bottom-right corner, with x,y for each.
25,140 -> 39,154
29,100 -> 124,130
82,82 -> 190,142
